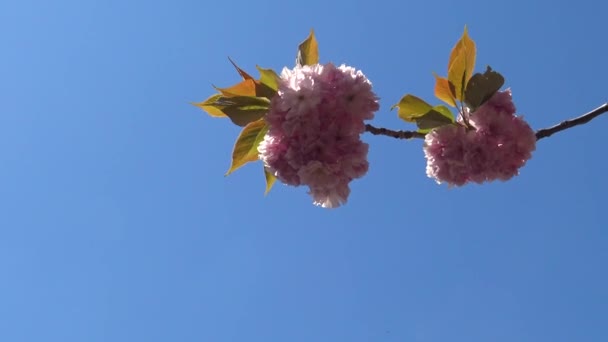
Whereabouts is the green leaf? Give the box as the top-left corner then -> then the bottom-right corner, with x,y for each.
264,167 -> 276,195
219,96 -> 270,127
193,94 -> 227,118
415,108 -> 455,131
433,73 -> 456,107
464,66 -> 505,112
226,119 -> 268,175
256,66 -> 280,91
446,26 -> 476,101
432,105 -> 455,121
206,95 -> 270,127
296,29 -> 319,67
254,83 -> 277,100
392,94 -> 433,122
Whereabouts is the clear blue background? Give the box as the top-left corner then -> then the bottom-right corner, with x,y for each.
1,0 -> 606,341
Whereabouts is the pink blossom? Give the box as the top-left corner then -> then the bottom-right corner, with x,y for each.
258,63 -> 379,208
424,90 -> 536,186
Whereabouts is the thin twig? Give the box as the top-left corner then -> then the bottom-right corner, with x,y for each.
535,103 -> 608,140
364,124 -> 426,139
365,103 -> 608,141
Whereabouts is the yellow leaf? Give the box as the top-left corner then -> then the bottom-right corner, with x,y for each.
256,65 -> 280,91
446,26 -> 476,101
193,94 -> 227,118
391,94 -> 433,122
296,29 -> 319,66
433,74 -> 456,107
226,119 -> 268,175
214,79 -> 257,97
447,52 -> 467,102
264,167 -> 276,195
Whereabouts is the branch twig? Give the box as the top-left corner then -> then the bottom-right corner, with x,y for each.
364,124 -> 425,139
535,103 -> 608,140
365,103 -> 608,141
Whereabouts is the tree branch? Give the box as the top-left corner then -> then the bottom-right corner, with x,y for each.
535,103 -> 608,140
364,124 -> 426,139
365,103 -> 608,141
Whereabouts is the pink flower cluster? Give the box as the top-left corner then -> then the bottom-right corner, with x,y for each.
258,63 -> 379,208
424,90 -> 536,186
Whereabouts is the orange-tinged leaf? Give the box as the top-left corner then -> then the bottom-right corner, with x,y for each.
391,94 -> 433,122
446,26 -> 476,101
228,57 -> 254,80
433,74 -> 456,107
226,119 -> 268,175
221,61 -> 277,98
193,94 -> 227,118
264,167 -> 276,195
214,79 -> 257,97
296,29 -> 319,66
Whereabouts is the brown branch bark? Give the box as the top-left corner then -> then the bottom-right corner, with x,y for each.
365,103 -> 608,141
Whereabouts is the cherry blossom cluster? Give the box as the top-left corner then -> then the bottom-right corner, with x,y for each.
424,90 -> 536,186
258,63 -> 379,208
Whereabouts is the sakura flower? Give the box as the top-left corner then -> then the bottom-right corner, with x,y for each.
424,124 -> 473,187
424,90 -> 536,186
258,63 -> 379,208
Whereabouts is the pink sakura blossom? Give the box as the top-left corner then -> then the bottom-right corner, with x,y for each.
258,63 -> 379,208
424,90 -> 536,186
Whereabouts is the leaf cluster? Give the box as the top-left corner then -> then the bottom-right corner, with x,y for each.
193,31 -> 319,194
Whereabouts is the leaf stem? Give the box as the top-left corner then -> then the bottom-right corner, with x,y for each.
365,103 -> 608,141
457,100 -> 470,128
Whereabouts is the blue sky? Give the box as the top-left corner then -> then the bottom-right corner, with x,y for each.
1,0 -> 607,341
